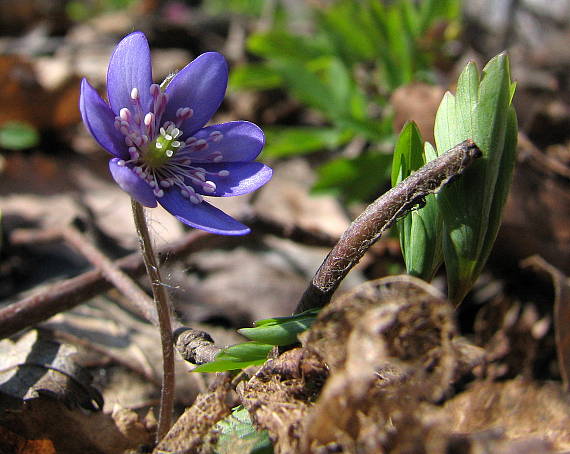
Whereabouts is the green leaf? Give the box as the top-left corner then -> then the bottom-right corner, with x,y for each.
192,342 -> 273,373
229,64 -> 283,91
391,121 -> 424,186
317,0 -> 378,64
263,127 -> 353,158
434,53 -> 517,303
247,30 -> 330,62
238,309 -> 319,346
0,122 -> 39,150
215,407 -> 273,454
272,60 -> 343,117
473,106 -> 518,280
392,123 -> 443,281
313,152 -> 393,202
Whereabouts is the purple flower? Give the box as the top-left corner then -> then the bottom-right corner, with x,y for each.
80,31 -> 272,235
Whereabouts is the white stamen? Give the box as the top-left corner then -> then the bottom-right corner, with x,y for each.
202,181 -> 216,193
218,170 -> 230,177
144,112 -> 154,126
209,131 -> 223,142
153,189 -> 164,197
120,108 -> 131,121
150,84 -> 160,97
155,142 -> 163,149
165,149 -> 174,157
130,87 -> 139,100
117,160 -> 126,166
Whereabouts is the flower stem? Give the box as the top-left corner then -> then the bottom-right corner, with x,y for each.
131,199 -> 175,442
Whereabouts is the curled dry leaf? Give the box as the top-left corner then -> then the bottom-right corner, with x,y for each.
300,275 -> 459,399
0,330 -> 154,453
0,329 -> 102,411
299,275 -> 459,453
240,276 -> 484,454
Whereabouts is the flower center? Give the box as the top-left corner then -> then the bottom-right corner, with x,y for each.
113,84 -> 229,205
143,124 -> 183,169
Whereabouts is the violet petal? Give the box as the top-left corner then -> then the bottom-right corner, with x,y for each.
163,52 -> 228,136
159,190 -> 250,235
186,121 -> 265,163
80,79 -> 128,160
192,162 -> 272,197
109,158 -> 157,207
107,31 -> 153,115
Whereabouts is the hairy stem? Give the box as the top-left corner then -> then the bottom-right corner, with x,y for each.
131,200 -> 175,442
295,139 -> 482,314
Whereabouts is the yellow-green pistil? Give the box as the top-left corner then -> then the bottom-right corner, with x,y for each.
143,125 -> 184,169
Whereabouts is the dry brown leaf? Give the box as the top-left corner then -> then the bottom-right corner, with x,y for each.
444,379 -> 570,451
390,82 -> 445,145
297,275 -> 459,453
0,426 -> 56,454
0,329 -> 102,411
300,275 -> 458,398
238,348 -> 328,454
154,374 -> 233,454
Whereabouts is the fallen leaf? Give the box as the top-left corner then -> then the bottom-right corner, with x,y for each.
0,329 -> 102,411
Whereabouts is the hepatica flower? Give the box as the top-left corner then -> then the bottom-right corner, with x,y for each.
80,31 -> 272,235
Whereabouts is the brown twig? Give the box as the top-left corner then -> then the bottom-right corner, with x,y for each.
62,225 -> 160,327
295,139 -> 482,314
0,229 -> 221,340
246,214 -> 337,248
8,223 -> 229,373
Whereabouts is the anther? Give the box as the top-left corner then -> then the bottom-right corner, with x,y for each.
189,194 -> 202,204
130,87 -> 139,100
218,170 -> 230,177
209,131 -> 223,142
150,84 -> 160,98
117,160 -> 126,166
202,181 -> 217,193
120,108 -> 131,122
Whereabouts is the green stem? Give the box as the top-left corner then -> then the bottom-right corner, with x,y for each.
131,200 -> 175,442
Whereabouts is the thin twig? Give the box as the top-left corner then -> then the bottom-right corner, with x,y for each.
294,139 -> 482,314
131,200 -> 175,442
0,229 -> 218,340
62,226 -> 159,326
2,212 -> 339,339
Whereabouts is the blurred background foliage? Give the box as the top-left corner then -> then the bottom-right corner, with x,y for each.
223,0 -> 462,202
0,0 -> 462,204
